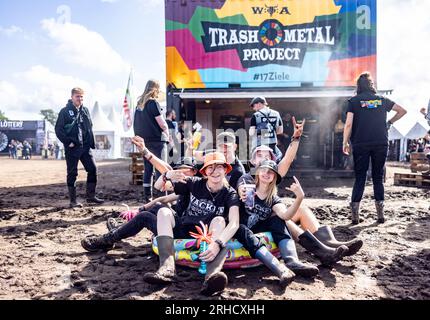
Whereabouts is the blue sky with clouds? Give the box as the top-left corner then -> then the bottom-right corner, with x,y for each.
0,0 -> 429,134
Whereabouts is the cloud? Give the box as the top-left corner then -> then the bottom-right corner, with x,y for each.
41,19 -> 129,75
0,25 -> 23,37
0,66 -> 125,120
378,0 -> 430,131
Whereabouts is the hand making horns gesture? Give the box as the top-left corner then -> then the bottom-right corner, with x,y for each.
292,117 -> 306,139
285,176 -> 305,199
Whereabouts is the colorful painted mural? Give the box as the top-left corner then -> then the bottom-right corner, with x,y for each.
165,0 -> 376,89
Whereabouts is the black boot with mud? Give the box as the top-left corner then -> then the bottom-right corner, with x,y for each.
143,236 -> 176,285
201,248 -> 229,296
86,183 -> 104,204
81,231 -> 117,252
68,186 -> 83,208
298,230 -> 349,267
314,225 -> 363,256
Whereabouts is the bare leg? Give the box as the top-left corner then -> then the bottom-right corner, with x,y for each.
157,207 -> 176,237
286,220 -> 303,241
209,216 -> 226,240
291,204 -> 320,233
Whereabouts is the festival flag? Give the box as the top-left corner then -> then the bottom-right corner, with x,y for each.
122,70 -> 134,132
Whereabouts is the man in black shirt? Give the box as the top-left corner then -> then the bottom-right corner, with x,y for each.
215,132 -> 246,189
55,87 -> 104,208
343,72 -> 407,224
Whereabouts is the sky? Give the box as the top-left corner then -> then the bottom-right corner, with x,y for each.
0,0 -> 429,134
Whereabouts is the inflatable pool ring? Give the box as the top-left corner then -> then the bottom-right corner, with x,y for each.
152,232 -> 280,269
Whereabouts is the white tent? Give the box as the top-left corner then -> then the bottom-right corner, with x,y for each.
388,124 -> 408,161
388,126 -> 404,140
108,105 -> 134,158
91,101 -> 116,159
405,122 -> 429,140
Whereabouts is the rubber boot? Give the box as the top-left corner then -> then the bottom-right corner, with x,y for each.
350,202 -> 360,225
278,239 -> 319,278
200,248 -> 229,296
81,230 -> 118,252
298,230 -> 349,267
143,236 -> 176,285
255,246 -> 296,285
375,201 -> 385,224
313,225 -> 363,256
68,186 -> 83,208
143,187 -> 152,204
86,183 -> 104,204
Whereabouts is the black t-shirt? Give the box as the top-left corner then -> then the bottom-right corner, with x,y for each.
173,177 -> 240,226
346,92 -> 395,146
133,100 -> 163,142
227,157 -> 246,190
239,194 -> 282,229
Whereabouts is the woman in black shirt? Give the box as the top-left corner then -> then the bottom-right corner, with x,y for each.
134,80 -> 170,203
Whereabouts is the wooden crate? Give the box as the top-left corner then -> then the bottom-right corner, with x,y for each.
129,152 -> 144,185
394,172 -> 430,188
410,152 -> 429,173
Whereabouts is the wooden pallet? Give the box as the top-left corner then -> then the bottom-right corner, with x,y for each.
129,152 -> 144,185
394,172 -> 430,188
410,153 -> 429,173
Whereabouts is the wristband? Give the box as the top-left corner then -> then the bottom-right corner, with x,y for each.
214,239 -> 225,249
291,136 -> 301,142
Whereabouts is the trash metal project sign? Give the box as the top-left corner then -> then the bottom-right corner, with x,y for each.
165,0 -> 376,88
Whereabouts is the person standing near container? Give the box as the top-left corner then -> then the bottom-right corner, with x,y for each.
248,96 -> 283,161
134,80 -> 170,203
343,72 -> 407,224
55,87 -> 104,208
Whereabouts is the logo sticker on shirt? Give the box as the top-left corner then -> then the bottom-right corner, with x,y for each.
360,100 -> 382,109
68,110 -> 75,116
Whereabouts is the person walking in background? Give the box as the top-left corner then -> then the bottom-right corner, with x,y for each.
165,108 -> 179,165
55,87 -> 104,208
343,72 -> 407,224
278,113 -> 294,155
421,130 -> 430,176
8,139 -> 16,159
248,96 -> 283,161
133,80 -> 170,203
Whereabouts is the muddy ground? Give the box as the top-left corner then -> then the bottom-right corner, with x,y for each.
0,157 -> 429,300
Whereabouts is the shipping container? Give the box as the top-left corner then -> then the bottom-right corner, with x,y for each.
165,0 -> 387,178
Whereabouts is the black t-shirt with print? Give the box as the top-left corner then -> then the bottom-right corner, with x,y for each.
346,92 -> 395,147
239,194 -> 282,229
173,177 -> 240,226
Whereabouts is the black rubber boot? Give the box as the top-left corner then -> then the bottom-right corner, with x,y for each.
375,201 -> 385,224
298,230 -> 349,267
81,230 -> 118,252
350,202 -> 360,225
68,186 -> 83,208
201,248 -> 229,296
143,187 -> 152,204
278,239 -> 319,278
313,225 -> 363,256
86,183 -> 104,204
143,236 -> 176,285
255,246 -> 296,286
